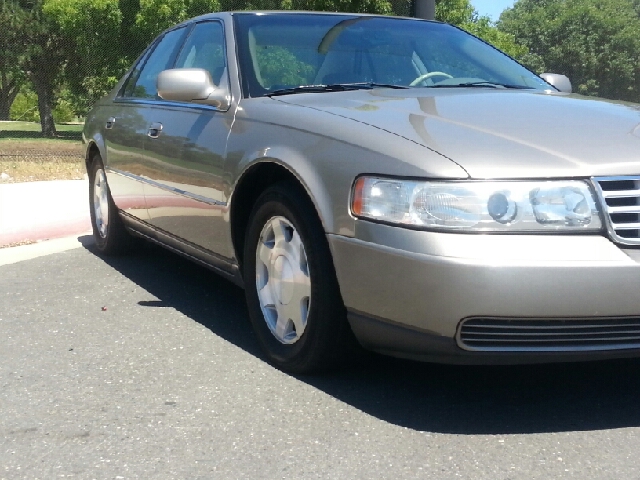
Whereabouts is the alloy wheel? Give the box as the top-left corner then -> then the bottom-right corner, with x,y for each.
93,168 -> 110,239
255,216 -> 311,344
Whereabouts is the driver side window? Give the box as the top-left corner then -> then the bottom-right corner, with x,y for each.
174,21 -> 227,86
124,27 -> 187,99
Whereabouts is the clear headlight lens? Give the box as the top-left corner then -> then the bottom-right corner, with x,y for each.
351,177 -> 602,231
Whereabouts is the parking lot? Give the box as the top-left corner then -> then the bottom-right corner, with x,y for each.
1,239 -> 640,479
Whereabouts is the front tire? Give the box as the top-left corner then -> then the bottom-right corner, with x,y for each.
88,154 -> 135,255
243,182 -> 354,373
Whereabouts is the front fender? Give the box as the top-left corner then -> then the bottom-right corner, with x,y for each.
232,146 -> 340,234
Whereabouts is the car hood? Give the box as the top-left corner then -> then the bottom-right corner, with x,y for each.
276,89 -> 640,178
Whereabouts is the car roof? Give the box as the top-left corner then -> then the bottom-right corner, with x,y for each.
170,10 -> 440,28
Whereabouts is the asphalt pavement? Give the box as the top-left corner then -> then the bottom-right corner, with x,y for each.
2,180 -> 640,478
1,238 -> 640,478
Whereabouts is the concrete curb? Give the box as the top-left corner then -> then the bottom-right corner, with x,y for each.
0,234 -> 94,266
0,179 -> 92,247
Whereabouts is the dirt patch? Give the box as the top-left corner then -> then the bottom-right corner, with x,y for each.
0,239 -> 36,249
0,139 -> 84,154
0,139 -> 86,182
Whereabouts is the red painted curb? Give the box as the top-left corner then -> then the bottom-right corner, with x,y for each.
0,217 -> 91,246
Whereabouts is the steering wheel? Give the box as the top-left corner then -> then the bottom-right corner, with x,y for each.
410,71 -> 453,87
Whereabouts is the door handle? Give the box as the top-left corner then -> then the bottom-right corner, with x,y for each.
105,117 -> 116,129
147,122 -> 163,139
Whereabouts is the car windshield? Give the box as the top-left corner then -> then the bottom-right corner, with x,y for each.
233,13 -> 550,98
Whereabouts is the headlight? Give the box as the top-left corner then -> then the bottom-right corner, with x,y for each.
351,177 -> 602,231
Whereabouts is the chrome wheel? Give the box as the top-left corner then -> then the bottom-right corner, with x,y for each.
255,216 -> 311,344
93,168 -> 109,239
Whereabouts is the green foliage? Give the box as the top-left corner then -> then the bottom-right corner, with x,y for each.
435,0 -> 475,25
15,0 -> 639,135
52,97 -> 75,123
43,0 -> 124,113
222,0 -> 392,13
186,0 -> 220,15
432,0 -> 533,66
10,87 -> 76,123
10,90 -> 40,122
0,1 -> 28,119
134,0 -> 220,45
19,0 -> 67,136
499,0 -> 640,101
279,0 -> 392,14
119,0 -> 143,59
38,0 -> 222,114
463,16 -> 534,64
135,0 -> 188,42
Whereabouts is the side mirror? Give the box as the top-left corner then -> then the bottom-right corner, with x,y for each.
540,73 -> 572,94
157,68 -> 230,110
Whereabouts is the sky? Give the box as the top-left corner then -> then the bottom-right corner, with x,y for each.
470,0 -> 516,20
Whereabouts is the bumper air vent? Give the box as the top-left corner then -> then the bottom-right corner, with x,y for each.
457,317 -> 640,352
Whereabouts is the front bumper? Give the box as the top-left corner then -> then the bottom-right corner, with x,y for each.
328,221 -> 640,364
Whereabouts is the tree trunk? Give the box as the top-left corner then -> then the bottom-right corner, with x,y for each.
0,86 -> 19,121
31,76 -> 56,137
0,98 -> 10,121
20,0 -> 64,136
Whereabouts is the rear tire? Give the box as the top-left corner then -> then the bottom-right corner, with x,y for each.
88,154 -> 136,255
243,182 -> 355,374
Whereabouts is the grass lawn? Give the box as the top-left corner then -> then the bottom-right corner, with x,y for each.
0,121 -> 83,133
0,121 -> 85,182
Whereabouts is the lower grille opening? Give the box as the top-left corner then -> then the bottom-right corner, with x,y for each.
457,317 -> 640,352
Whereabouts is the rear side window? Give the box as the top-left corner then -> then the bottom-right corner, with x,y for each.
124,27 -> 188,99
175,21 -> 227,86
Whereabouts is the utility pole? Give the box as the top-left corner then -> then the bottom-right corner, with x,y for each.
414,0 -> 436,20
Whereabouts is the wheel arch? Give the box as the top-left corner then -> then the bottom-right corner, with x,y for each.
229,158 -> 334,269
84,134 -> 106,171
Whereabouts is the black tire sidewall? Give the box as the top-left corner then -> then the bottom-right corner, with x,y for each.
243,184 -> 347,372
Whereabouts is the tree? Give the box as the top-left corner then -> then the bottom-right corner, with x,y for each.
217,0 -> 391,14
499,0 -> 640,101
134,0 -> 220,47
464,16 -> 537,66
435,0 -> 474,25
0,0 -> 64,134
20,0 -> 66,136
433,0 -> 533,62
281,0 -> 391,13
0,1 -> 28,120
39,0 -> 222,117
119,0 -> 144,63
44,0 -> 124,116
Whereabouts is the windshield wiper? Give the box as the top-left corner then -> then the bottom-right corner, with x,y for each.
267,82 -> 408,97
341,82 -> 410,90
428,81 -> 534,90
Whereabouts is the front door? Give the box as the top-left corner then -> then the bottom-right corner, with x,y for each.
140,21 -> 233,256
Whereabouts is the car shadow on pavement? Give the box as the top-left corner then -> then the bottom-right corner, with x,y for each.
85,239 -> 640,436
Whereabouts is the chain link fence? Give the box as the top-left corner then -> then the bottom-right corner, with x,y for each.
0,137 -> 85,182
